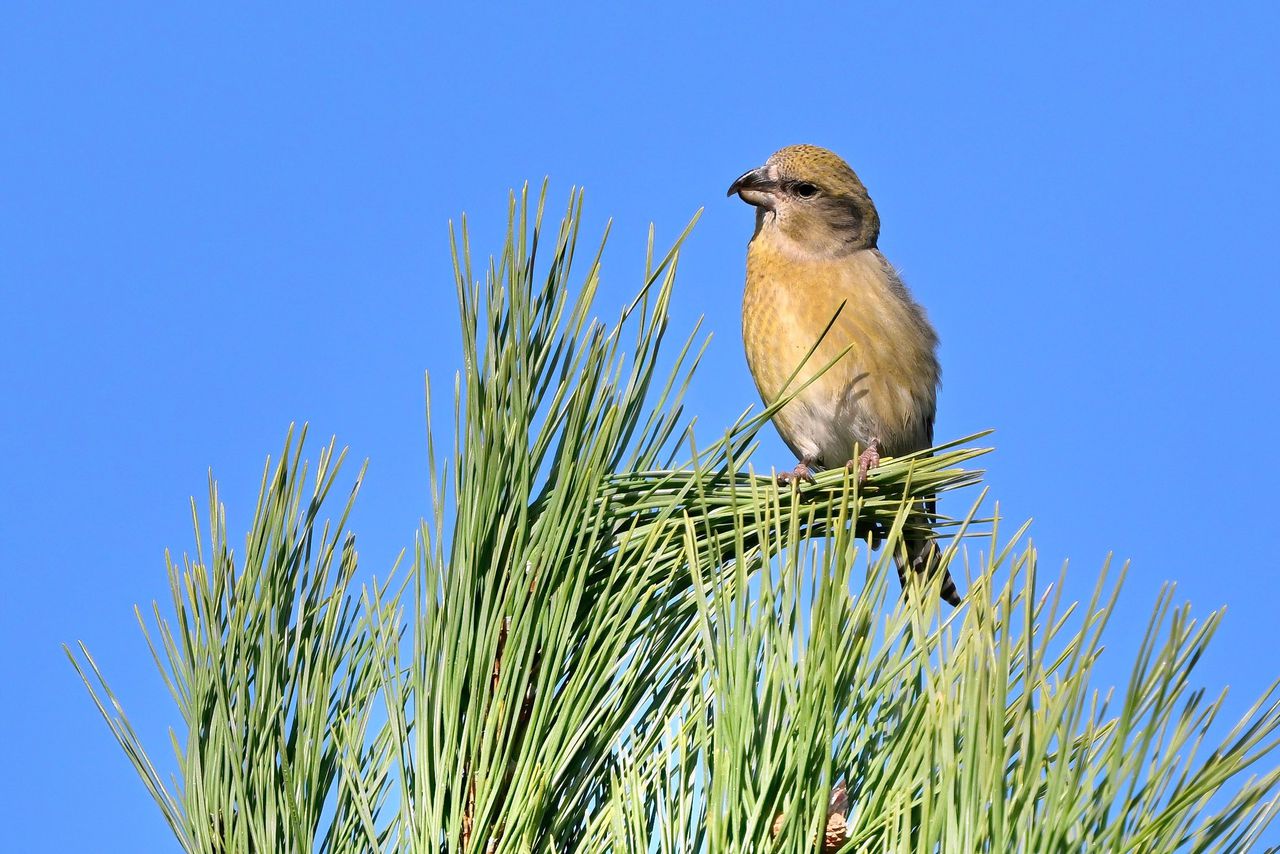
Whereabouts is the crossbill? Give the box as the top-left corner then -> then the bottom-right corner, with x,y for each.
728,144 -> 960,606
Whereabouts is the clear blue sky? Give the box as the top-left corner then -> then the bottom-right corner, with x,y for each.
3,3 -> 1278,849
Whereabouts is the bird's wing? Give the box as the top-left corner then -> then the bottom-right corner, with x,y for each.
813,254 -> 939,457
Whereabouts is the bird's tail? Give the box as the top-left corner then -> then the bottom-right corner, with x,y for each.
897,499 -> 962,606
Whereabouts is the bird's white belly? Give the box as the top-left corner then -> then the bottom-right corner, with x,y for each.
768,371 -> 879,467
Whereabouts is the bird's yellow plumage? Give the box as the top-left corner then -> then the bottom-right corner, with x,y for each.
729,144 -> 959,605
743,239 -> 938,464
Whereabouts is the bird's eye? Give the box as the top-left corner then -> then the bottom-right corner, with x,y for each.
793,182 -> 818,198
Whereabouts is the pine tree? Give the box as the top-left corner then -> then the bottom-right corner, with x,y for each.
69,188 -> 1280,852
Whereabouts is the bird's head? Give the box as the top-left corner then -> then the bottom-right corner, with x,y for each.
728,144 -> 880,255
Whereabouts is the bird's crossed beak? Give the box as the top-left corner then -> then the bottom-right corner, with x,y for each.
727,166 -> 778,209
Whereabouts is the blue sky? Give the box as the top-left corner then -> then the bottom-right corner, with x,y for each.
3,2 -> 1278,849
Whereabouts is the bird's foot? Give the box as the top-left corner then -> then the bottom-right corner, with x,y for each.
844,439 -> 881,485
776,462 -> 816,487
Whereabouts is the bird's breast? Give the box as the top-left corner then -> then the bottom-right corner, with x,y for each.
741,241 -> 939,462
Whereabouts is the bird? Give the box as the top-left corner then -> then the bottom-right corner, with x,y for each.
728,144 -> 960,606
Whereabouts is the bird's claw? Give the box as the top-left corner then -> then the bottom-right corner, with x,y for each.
776,462 -> 816,487
845,440 -> 881,485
